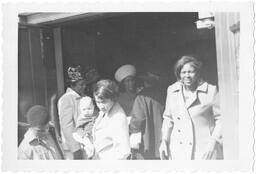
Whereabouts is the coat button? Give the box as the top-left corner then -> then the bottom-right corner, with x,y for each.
178,129 -> 181,132
189,142 -> 192,145
177,117 -> 181,120
179,141 -> 182,144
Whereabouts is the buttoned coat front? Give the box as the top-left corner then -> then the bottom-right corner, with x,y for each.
162,81 -> 222,160
58,88 -> 82,153
92,102 -> 131,160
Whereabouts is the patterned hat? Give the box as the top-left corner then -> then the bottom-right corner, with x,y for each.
26,105 -> 49,127
67,65 -> 85,83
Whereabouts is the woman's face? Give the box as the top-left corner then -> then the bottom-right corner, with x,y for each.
180,63 -> 198,88
122,76 -> 136,92
72,79 -> 87,96
94,96 -> 115,113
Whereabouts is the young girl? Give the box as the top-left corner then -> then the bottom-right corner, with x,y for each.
92,79 -> 131,160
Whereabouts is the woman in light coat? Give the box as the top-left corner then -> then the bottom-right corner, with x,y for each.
92,79 -> 131,159
159,55 -> 222,160
58,65 -> 87,159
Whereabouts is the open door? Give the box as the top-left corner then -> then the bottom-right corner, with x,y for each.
18,24 -> 59,144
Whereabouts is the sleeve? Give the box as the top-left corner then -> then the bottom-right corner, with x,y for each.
112,112 -> 131,159
76,114 -> 91,128
58,95 -> 80,152
211,87 -> 222,144
161,87 -> 174,142
162,87 -> 174,120
18,140 -> 32,160
129,95 -> 147,134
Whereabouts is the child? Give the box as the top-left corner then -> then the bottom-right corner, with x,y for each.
18,105 -> 64,160
72,96 -> 97,158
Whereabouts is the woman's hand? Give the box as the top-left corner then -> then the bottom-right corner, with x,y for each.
159,140 -> 169,160
202,139 -> 217,160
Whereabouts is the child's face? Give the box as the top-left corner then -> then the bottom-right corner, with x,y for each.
80,103 -> 94,115
79,97 -> 95,116
80,102 -> 94,115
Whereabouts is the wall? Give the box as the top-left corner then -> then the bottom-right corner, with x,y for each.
215,12 -> 240,160
61,13 -> 218,91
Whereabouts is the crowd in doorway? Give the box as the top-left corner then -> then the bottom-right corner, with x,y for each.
18,55 -> 223,160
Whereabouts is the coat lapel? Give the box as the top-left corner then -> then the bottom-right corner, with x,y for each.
184,92 -> 198,109
171,82 -> 190,119
183,82 -> 208,109
171,81 -> 208,117
93,112 -> 105,131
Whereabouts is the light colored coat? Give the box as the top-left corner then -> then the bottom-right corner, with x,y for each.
58,88 -> 81,152
92,102 -> 131,160
162,81 -> 222,160
18,126 -> 64,160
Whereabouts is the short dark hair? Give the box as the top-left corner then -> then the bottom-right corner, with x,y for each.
174,55 -> 202,80
93,79 -> 119,100
26,105 -> 49,127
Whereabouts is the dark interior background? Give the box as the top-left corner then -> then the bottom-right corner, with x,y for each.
61,13 -> 218,89
18,12 -> 218,144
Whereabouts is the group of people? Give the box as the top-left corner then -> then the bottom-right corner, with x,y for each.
18,55 -> 223,160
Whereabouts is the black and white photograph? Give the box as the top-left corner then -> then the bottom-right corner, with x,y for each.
1,1 -> 255,172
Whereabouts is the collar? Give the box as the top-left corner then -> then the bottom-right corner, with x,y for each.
24,129 -> 45,144
66,87 -> 81,98
170,81 -> 208,93
100,102 -> 117,118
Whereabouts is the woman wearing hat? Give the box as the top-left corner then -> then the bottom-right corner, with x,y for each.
129,70 -> 166,159
114,64 -> 137,118
159,55 -> 222,160
58,65 -> 88,159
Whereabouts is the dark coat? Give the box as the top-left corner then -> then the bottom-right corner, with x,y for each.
129,86 -> 166,159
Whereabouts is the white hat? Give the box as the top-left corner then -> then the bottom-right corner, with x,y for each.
115,64 -> 136,83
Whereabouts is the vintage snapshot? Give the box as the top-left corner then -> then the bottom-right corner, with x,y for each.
1,1 -> 255,172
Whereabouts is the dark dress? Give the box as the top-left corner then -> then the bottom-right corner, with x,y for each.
129,86 -> 166,159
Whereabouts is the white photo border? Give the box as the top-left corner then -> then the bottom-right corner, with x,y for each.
1,1 -> 255,172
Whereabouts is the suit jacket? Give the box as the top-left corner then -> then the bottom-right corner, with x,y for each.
92,102 -> 131,160
162,81 -> 222,159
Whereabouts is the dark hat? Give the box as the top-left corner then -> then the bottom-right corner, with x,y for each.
84,66 -> 100,84
67,65 -> 85,83
26,105 -> 49,127
138,71 -> 161,84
